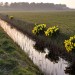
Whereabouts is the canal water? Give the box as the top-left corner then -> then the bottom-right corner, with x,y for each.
0,19 -> 69,75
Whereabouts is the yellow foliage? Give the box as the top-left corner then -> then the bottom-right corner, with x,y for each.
9,16 -> 14,19
32,24 -> 46,35
45,26 -> 59,37
64,35 -> 75,52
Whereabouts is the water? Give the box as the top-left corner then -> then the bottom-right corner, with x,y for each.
0,19 -> 69,75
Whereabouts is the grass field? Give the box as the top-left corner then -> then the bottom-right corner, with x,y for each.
0,27 -> 43,75
0,11 -> 75,61
3,11 -> 75,36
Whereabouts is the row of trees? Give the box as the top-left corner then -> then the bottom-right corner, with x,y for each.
0,2 -> 70,11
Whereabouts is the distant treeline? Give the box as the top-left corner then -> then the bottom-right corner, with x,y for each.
0,2 -> 71,11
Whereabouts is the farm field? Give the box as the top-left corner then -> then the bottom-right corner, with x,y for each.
0,27 -> 43,75
0,11 -> 75,75
0,11 -> 75,61
1,11 -> 75,50
3,11 -> 75,36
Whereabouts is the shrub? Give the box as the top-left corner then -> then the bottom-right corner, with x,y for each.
45,26 -> 59,37
64,35 -> 75,52
9,16 -> 14,19
32,24 -> 46,35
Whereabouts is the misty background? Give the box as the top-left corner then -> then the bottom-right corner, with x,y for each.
0,2 -> 74,11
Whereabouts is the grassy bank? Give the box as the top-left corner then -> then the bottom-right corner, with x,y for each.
3,11 -> 75,35
0,11 -> 75,62
0,27 -> 43,75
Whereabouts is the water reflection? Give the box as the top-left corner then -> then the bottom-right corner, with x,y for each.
0,19 -> 69,75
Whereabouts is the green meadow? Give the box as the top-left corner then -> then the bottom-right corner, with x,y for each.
0,27 -> 43,75
0,11 -> 75,61
2,11 -> 75,50
3,11 -> 75,36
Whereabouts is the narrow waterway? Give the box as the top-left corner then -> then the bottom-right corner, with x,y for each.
0,19 -> 69,75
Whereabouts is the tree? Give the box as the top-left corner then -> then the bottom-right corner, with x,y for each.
4,2 -> 9,7
0,2 -> 3,6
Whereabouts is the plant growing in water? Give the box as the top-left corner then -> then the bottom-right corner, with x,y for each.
32,24 -> 46,35
9,16 -> 14,20
45,26 -> 59,37
64,35 -> 75,52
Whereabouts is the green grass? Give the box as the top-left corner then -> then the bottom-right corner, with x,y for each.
0,11 -> 75,61
3,11 -> 75,36
0,27 -> 43,75
2,11 -> 75,47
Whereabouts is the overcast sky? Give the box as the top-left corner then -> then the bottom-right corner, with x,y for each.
0,0 -> 75,8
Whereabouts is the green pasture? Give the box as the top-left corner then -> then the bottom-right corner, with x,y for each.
3,11 -> 75,36
0,27 -> 43,75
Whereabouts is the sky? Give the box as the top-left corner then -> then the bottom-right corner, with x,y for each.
0,0 -> 75,8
